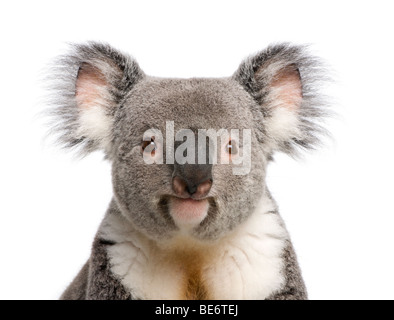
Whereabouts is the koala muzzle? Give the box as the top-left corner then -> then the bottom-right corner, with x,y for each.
172,164 -> 212,199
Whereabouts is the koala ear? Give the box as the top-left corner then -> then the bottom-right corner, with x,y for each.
233,43 -> 328,155
48,42 -> 144,156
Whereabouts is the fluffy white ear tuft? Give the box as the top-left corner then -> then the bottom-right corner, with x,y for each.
264,66 -> 304,145
74,63 -> 113,151
265,106 -> 303,146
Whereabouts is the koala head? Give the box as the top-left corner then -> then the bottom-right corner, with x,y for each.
49,42 -> 327,243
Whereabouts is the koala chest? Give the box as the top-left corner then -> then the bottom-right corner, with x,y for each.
103,210 -> 288,300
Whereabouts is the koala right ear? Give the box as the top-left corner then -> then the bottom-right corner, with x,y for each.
233,44 -> 329,156
48,42 -> 144,156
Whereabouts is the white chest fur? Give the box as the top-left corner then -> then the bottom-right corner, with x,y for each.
100,198 -> 288,300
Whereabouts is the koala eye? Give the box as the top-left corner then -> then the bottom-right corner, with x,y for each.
225,140 -> 238,155
141,137 -> 157,156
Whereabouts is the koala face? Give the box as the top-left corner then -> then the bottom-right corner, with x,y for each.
111,77 -> 266,240
50,42 -> 326,242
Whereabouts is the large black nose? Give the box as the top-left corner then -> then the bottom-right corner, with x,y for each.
171,132 -> 213,198
172,164 -> 212,199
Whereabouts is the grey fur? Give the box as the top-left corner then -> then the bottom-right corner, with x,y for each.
49,42 -> 328,300
267,240 -> 308,300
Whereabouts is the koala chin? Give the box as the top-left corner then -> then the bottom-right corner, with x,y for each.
49,42 -> 329,300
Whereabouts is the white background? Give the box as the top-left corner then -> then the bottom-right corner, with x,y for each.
1,0 -> 393,300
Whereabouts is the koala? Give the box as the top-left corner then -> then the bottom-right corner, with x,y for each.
49,42 -> 327,300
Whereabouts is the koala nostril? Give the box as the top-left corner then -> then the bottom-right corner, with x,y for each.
172,176 -> 188,197
172,176 -> 212,199
196,179 -> 212,198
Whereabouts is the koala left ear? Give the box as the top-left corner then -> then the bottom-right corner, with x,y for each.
48,42 -> 145,157
233,43 -> 328,155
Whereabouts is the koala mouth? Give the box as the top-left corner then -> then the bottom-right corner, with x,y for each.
158,196 -> 217,230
